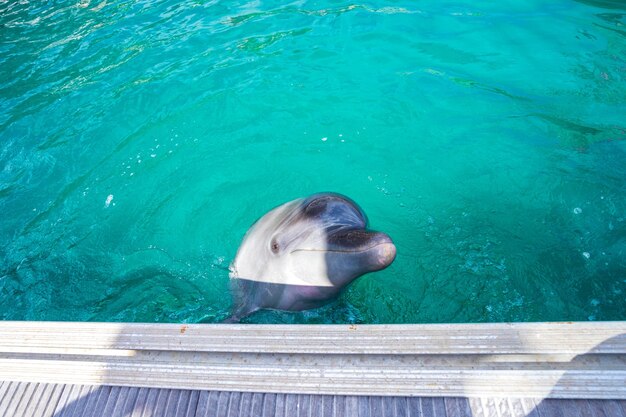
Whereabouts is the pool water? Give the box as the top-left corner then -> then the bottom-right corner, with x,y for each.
1,0 -> 625,324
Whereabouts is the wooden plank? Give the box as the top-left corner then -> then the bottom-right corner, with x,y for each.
2,353 -> 624,398
0,380 -> 24,417
4,382 -> 26,417
168,389 -> 187,417
166,390 -> 191,417
115,386 -> 140,417
250,393 -> 264,417
195,390 -> 214,417
284,394 -> 298,417
370,396 -> 383,417
599,401 -> 622,417
508,398 -> 529,417
0,382 -> 7,410
334,395 -> 346,417
238,392 -> 254,417
380,397 -> 393,417
406,397 -> 421,417
274,393 -> 286,417
128,387 -> 148,417
421,397 -> 435,417
10,382 -> 35,417
588,400 -> 616,417
445,397 -> 472,417
185,390 -> 201,417
535,399 -> 565,417
344,396 -> 358,417
357,396 -> 369,417
19,383 -> 47,417
395,397 -> 409,417
0,322 -> 624,355
297,394 -> 312,417
262,392 -> 276,417
101,386 -> 123,416
216,391 -> 230,417
2,382 -> 62,417
66,385 -> 91,416
84,385 -> 107,417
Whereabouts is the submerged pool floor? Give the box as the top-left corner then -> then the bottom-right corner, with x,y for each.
0,0 -> 625,323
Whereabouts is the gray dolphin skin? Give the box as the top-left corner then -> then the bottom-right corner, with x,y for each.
227,192 -> 396,322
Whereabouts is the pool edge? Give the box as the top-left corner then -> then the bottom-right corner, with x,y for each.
0,321 -> 625,399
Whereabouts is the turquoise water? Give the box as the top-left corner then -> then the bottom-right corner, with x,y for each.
1,0 -> 625,324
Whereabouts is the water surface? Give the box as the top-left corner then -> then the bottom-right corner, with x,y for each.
1,0 -> 625,323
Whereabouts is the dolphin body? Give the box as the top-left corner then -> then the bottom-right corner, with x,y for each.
227,193 -> 396,322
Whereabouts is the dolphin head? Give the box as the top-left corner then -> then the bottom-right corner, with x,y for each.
285,193 -> 396,287
229,193 -> 396,317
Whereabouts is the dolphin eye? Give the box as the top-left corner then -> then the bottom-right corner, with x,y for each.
270,238 -> 280,254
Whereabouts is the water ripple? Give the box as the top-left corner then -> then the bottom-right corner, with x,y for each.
1,0 -> 625,323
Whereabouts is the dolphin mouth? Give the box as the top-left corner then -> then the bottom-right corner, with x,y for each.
291,231 -> 396,255
290,241 -> 393,254
291,239 -> 396,271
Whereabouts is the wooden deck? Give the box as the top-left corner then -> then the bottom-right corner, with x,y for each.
1,381 -> 625,417
0,321 -> 625,416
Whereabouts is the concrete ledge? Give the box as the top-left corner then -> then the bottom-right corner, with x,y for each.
0,321 -> 625,399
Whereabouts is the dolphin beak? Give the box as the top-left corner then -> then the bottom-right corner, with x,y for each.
368,232 -> 397,270
320,229 -> 397,272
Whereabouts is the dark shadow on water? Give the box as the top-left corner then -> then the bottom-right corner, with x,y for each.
572,0 -> 626,10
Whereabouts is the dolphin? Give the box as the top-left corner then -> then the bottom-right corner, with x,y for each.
227,192 -> 396,322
